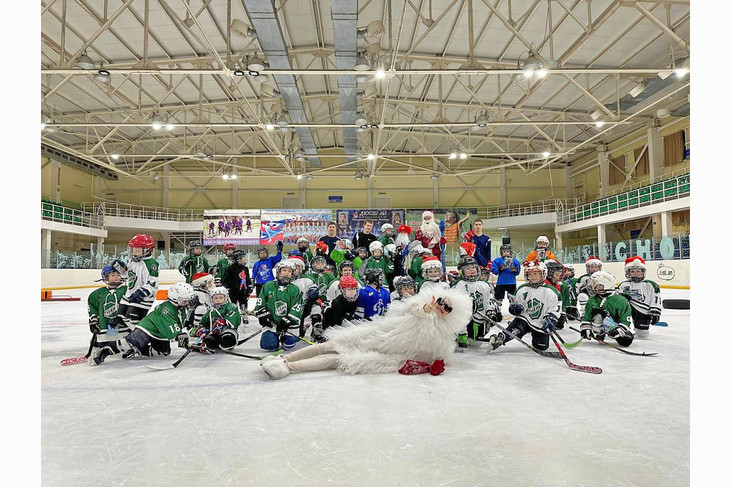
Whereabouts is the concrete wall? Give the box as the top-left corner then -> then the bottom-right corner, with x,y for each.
41,260 -> 690,290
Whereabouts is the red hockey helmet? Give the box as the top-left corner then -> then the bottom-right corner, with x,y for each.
223,243 -> 236,252
128,234 -> 154,261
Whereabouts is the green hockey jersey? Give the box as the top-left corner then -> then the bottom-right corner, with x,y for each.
88,285 -> 127,329
190,302 -> 242,337
136,301 -> 188,340
179,254 -> 210,283
581,293 -> 632,330
253,280 -> 303,327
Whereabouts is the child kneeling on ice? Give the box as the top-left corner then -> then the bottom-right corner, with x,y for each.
260,289 -> 471,379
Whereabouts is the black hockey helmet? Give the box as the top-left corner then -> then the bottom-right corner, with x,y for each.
364,268 -> 384,286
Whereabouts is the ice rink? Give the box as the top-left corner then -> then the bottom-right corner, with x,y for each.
41,286 -> 690,487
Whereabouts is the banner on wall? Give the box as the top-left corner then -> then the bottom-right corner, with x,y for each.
203,209 -> 261,246
405,208 -> 479,246
260,209 -> 332,245
335,209 -> 406,239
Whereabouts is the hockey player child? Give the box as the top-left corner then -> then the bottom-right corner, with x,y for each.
544,260 -> 567,330
524,236 -> 556,263
301,254 -> 337,298
329,238 -> 355,273
418,256 -> 449,293
314,240 -> 337,270
87,263 -> 128,365
355,268 -> 391,320
618,256 -> 661,339
221,250 -> 252,321
575,256 -> 603,312
379,223 -> 395,246
562,264 -> 580,321
178,240 -> 210,283
260,288 -> 471,380
391,275 -> 417,302
485,260 -> 561,354
490,244 -> 520,314
215,243 -> 236,285
579,271 -> 634,347
252,240 -> 284,297
296,237 -> 314,271
360,241 -> 394,287
117,234 -> 159,328
319,276 -> 361,342
187,272 -> 214,329
187,287 -> 242,352
326,260 -> 362,301
451,257 -> 499,348
253,260 -> 303,351
353,246 -> 369,280
89,282 -> 195,365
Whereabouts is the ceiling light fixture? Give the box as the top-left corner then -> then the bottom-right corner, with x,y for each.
542,150 -> 551,158
94,64 -> 111,83
150,113 -> 165,130
230,19 -> 257,39
233,69 -> 245,76
673,56 -> 690,78
248,54 -> 265,73
355,52 -> 370,71
474,113 -> 489,128
110,154 -> 120,160
521,53 -> 544,79
76,51 -> 95,70
264,123 -> 276,131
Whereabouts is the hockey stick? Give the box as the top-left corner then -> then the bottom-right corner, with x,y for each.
653,321 -> 668,327
222,349 -> 283,360
569,326 -> 657,357
548,333 -> 602,374
236,328 -> 263,346
284,330 -> 315,346
60,334 -> 97,366
474,311 -> 561,358
144,338 -> 204,371
483,322 -> 562,359
553,330 -> 582,349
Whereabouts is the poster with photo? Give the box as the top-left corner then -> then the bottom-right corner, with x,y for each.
405,208 -> 479,245
336,208 -> 406,239
203,209 -> 261,246
260,209 -> 332,245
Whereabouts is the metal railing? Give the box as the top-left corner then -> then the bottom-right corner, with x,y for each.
42,201 -> 104,229
81,201 -> 204,222
557,173 -> 690,225
480,199 -> 582,220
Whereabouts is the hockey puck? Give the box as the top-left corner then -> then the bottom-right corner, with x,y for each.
662,299 -> 690,310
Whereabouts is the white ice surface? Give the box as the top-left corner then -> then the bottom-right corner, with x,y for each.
41,288 -> 690,487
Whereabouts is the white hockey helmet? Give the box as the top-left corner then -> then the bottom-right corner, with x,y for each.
535,235 -> 550,247
210,286 -> 229,308
340,238 -> 354,250
523,260 -> 547,287
369,240 -> 384,254
168,282 -> 195,306
385,243 -> 396,256
381,223 -> 394,234
589,271 -> 617,295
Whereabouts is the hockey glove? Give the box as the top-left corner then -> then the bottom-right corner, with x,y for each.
398,359 -> 431,375
306,285 -> 320,301
542,314 -> 559,333
508,303 -> 523,316
276,240 -> 284,252
258,315 -> 274,329
566,306 -> 580,321
580,323 -> 596,340
485,309 -> 498,323
129,288 -> 151,304
195,328 -> 210,338
177,332 -> 190,349
430,359 -> 445,376
557,313 -> 566,330
112,259 -> 127,273
188,295 -> 201,309
650,310 -> 661,325
211,318 -> 228,334
89,316 -> 101,334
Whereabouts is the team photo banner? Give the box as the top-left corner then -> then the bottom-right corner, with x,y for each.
260,209 -> 332,245
336,208 -> 406,239
203,209 -> 261,246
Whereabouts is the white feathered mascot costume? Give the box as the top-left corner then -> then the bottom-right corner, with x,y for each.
324,287 -> 472,374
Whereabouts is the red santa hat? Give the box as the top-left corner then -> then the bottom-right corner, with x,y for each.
422,210 -> 435,220
398,224 -> 412,235
624,256 -> 646,270
421,256 -> 442,269
459,242 -> 476,257
191,273 -> 213,287
585,256 -> 602,267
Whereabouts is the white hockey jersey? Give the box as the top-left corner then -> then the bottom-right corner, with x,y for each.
451,279 -> 497,325
418,280 -> 450,294
617,279 -> 661,316
190,290 -> 213,328
511,283 -> 561,333
122,257 -> 159,309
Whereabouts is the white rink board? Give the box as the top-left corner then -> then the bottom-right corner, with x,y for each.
41,287 -> 690,487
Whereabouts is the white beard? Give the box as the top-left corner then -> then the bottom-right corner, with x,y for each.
421,220 -> 440,239
395,232 -> 410,248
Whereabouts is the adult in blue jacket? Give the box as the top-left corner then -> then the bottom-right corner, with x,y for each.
491,244 -> 521,310
252,241 -> 284,296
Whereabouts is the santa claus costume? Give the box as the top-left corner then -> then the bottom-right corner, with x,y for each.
414,211 -> 446,261
260,288 -> 472,379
